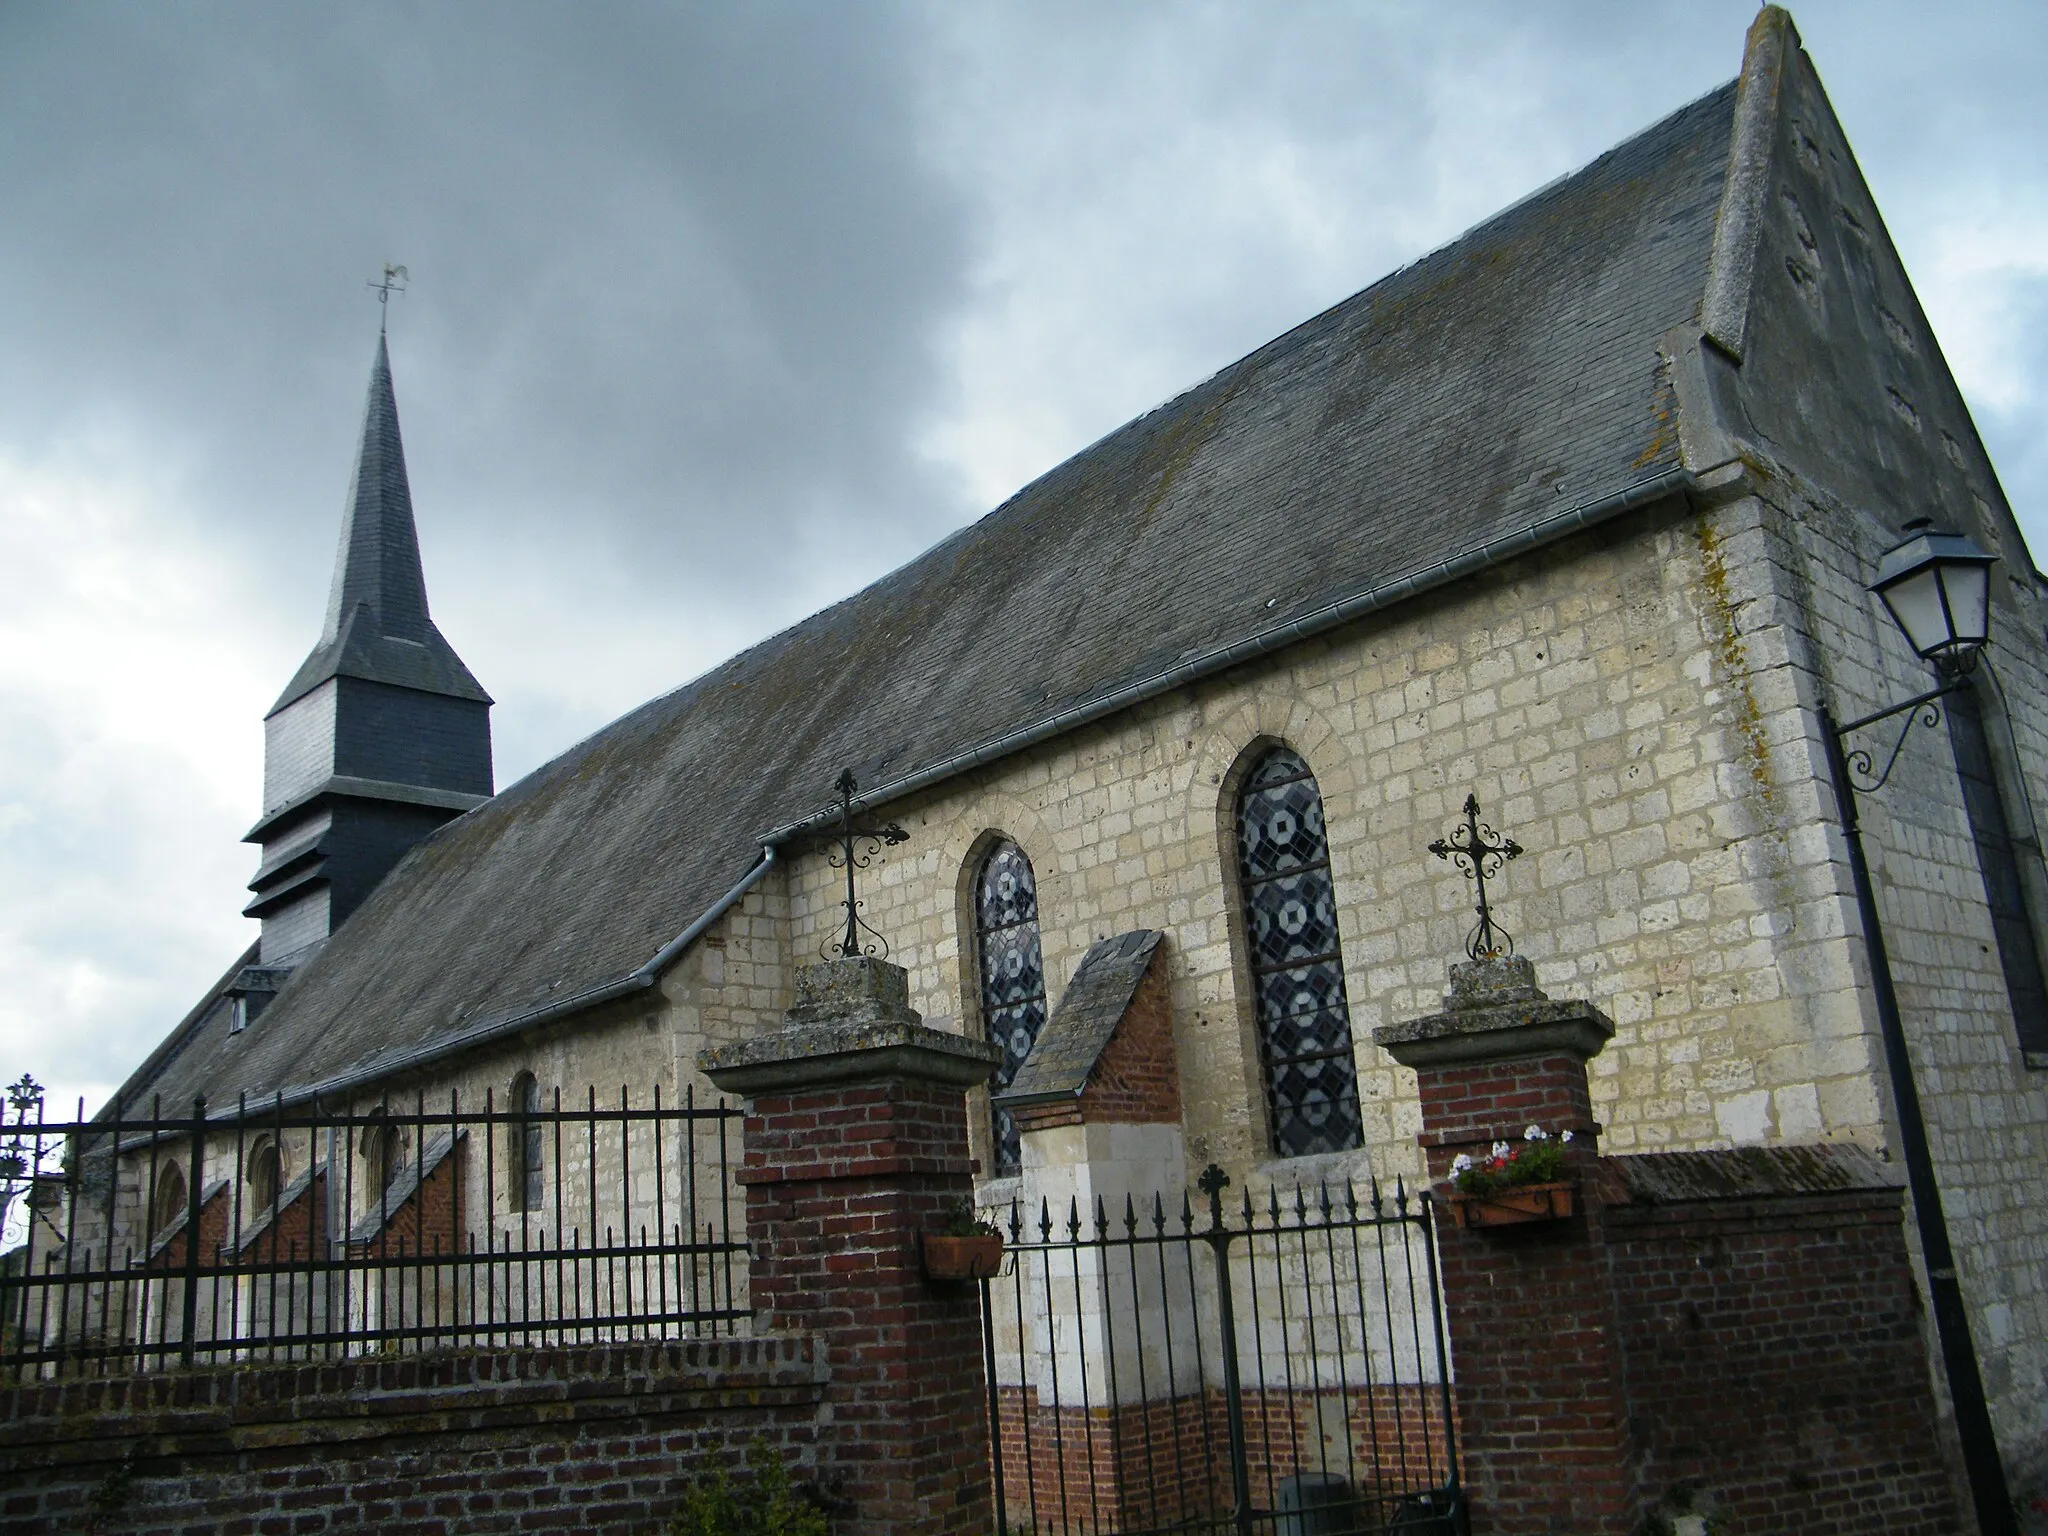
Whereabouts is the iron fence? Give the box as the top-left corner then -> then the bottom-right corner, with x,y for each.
0,1086 -> 749,1380
981,1165 -> 1462,1536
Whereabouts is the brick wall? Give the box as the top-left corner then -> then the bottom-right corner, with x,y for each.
740,1075 -> 993,1536
1073,953 -> 1180,1126
1395,1021 -> 1962,1534
1010,950 -> 1181,1134
0,1340 -> 825,1536
1605,1176 -> 1959,1532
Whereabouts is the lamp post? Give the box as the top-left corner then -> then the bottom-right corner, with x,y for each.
1818,519 -> 2012,1535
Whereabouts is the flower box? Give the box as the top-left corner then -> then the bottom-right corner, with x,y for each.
922,1232 -> 1004,1280
1444,1180 -> 1575,1229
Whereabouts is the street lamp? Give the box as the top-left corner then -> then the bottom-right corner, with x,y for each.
1819,521 -> 2012,1536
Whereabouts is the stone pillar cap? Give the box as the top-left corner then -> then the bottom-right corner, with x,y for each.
697,956 -> 1001,1095
1371,956 -> 1614,1069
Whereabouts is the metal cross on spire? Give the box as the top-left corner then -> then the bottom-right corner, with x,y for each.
366,263 -> 409,333
814,770 -> 910,960
1428,793 -> 1523,960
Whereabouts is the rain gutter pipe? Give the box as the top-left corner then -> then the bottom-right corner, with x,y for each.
250,844 -> 779,1117
760,467 -> 1700,844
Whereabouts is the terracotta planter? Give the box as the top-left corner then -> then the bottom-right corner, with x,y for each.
1445,1180 -> 1575,1229
922,1232 -> 1004,1281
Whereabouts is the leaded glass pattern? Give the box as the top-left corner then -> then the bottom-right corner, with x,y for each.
976,840 -> 1048,1174
1234,748 -> 1364,1157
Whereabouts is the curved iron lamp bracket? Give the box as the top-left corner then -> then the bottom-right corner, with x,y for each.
1831,680 -> 1963,796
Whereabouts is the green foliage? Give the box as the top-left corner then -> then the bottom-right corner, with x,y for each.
937,1196 -> 1000,1238
670,1438 -> 827,1536
1452,1136 -> 1567,1196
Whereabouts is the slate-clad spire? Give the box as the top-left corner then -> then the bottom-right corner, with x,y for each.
321,333 -> 433,647
270,338 -> 489,715
243,333 -> 494,968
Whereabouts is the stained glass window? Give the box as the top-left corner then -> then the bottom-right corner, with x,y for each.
1233,747 -> 1364,1156
976,840 -> 1048,1175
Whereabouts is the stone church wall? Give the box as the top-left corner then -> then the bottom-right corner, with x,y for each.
770,497 -> 1859,1186
752,479 -> 2048,1472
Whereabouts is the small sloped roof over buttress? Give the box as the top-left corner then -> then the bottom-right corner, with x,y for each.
139,82 -> 1737,1111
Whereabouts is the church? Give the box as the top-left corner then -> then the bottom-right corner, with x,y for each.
78,7 -> 2048,1492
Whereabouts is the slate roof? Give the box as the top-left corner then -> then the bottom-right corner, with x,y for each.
271,334 -> 490,715
128,80 -> 1738,1114
997,931 -> 1164,1107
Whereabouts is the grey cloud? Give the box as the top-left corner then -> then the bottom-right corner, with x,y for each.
0,1 -> 970,627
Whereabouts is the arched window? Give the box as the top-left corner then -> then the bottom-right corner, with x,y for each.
151,1161 -> 187,1235
361,1115 -> 404,1202
1233,747 -> 1364,1157
247,1137 -> 281,1213
509,1071 -> 544,1215
975,840 -> 1048,1176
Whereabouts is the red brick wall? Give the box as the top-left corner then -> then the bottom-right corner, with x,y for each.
1076,954 -> 1181,1127
1405,1046 -> 1962,1535
1413,1052 -> 1599,1176
350,1137 -> 463,1258
740,1077 -> 994,1536
1605,1187 -> 1958,1534
992,1383 -> 1455,1533
0,1339 -> 824,1536
1011,951 -> 1182,1135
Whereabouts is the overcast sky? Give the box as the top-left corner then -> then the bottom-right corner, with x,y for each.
4,2 -> 2045,1119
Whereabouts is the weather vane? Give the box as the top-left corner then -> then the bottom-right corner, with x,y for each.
812,770 -> 910,960
1428,794 -> 1523,960
366,263 -> 408,333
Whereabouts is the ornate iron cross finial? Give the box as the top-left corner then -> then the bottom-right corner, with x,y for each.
366,263 -> 408,333
1428,794 -> 1523,960
5,1075 -> 41,1121
814,770 -> 910,960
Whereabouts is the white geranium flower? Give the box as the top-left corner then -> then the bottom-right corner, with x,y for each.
1490,1141 -> 1512,1160
1560,1129 -> 1574,1143
1450,1153 -> 1474,1175
1524,1125 -> 1548,1141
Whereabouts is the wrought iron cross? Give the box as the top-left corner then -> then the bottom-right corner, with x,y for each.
815,769 -> 909,960
1428,794 -> 1523,960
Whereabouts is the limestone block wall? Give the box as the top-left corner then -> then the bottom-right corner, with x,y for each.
1754,463 -> 2048,1472
768,497 -> 1873,1198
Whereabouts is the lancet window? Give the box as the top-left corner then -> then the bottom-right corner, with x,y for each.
975,840 -> 1048,1176
151,1161 -> 187,1236
248,1137 -> 281,1213
1233,747 -> 1364,1157
509,1071 -> 545,1215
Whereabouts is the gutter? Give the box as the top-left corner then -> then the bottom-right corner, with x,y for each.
251,844 -> 779,1115
762,468 -> 1699,843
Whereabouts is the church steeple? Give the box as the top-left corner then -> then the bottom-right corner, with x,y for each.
323,332 -> 433,646
241,333 -> 494,969
271,334 -> 489,715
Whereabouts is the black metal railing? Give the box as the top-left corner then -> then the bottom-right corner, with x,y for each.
1,1086 -> 749,1380
981,1165 -> 1462,1536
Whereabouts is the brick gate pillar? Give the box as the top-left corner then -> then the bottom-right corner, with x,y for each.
699,957 -> 1004,1536
1372,956 -> 1637,1536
